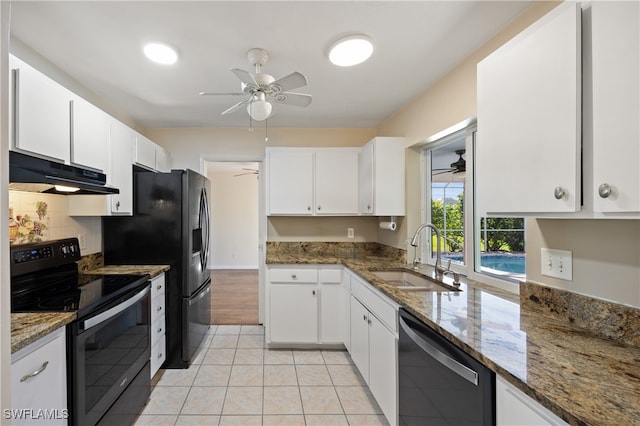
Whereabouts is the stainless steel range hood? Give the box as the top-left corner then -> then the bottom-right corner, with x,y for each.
9,151 -> 119,195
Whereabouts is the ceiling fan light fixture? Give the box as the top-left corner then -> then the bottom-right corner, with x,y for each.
247,97 -> 272,121
143,42 -> 178,65
329,34 -> 374,67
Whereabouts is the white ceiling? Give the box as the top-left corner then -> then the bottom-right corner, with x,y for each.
9,1 -> 532,129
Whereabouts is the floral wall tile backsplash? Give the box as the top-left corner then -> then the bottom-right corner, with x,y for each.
8,191 -> 102,254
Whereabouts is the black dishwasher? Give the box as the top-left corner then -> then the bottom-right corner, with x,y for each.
398,308 -> 495,425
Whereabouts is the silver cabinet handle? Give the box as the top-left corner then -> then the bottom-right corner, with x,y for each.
291,274 -> 297,279
157,284 -> 163,290
20,361 -> 49,382
312,290 -> 316,295
157,305 -> 162,312
363,314 -> 367,321
157,352 -> 163,359
307,206 -> 311,211
598,183 -> 612,198
554,187 -> 565,200
115,201 -> 121,210
317,205 -> 322,211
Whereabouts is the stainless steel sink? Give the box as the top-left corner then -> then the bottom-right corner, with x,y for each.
371,270 -> 461,292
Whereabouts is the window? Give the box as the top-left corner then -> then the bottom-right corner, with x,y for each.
421,123 -> 526,284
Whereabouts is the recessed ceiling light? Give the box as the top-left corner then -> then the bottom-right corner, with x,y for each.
328,34 -> 374,67
143,42 -> 178,65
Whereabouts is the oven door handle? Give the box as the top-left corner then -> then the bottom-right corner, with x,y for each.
399,315 -> 479,386
82,285 -> 150,331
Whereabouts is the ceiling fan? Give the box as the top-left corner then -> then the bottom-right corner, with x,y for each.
200,48 -> 312,121
433,149 -> 466,176
233,168 -> 258,177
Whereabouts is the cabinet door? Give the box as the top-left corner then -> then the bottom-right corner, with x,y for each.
268,150 -> 314,214
320,284 -> 343,344
496,375 -> 567,425
369,315 -> 397,425
70,96 -> 109,172
11,328 -> 67,425
11,56 -> 71,163
591,2 -> 640,213
134,134 -> 157,170
349,296 -> 370,383
359,142 -> 374,214
315,150 -> 359,214
156,146 -> 172,172
109,120 -> 134,214
269,285 -> 318,343
476,3 -> 581,214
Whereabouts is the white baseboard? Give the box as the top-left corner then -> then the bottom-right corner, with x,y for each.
209,265 -> 259,270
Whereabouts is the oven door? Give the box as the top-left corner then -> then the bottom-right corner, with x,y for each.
69,283 -> 151,426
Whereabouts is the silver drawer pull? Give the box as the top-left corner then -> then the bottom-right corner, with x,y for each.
157,306 -> 162,312
20,361 -> 49,382
157,353 -> 163,359
291,274 -> 297,279
157,284 -> 163,290
157,327 -> 163,334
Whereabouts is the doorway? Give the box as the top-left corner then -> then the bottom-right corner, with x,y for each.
206,161 -> 261,325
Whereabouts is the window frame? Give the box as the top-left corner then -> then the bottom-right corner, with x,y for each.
419,121 -> 521,293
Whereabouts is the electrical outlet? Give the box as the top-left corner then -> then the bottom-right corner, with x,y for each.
347,228 -> 355,239
541,248 -> 572,281
77,233 -> 87,250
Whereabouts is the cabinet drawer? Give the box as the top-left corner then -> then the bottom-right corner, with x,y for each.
150,274 -> 166,300
319,269 -> 342,284
270,268 -> 317,283
351,276 -> 398,334
151,293 -> 165,324
150,334 -> 166,379
152,314 -> 166,346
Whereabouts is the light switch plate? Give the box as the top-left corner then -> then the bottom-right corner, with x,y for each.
347,228 -> 355,239
541,248 -> 572,281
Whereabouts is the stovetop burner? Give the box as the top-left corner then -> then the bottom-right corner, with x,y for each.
10,238 -> 150,319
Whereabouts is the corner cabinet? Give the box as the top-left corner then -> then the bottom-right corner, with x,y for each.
11,327 -> 68,425
359,137 -> 405,216
266,148 -> 359,215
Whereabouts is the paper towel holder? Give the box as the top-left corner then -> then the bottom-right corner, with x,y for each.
379,216 -> 398,231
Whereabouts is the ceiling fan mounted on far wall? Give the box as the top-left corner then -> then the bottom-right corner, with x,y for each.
433,149 -> 466,176
199,48 -> 312,122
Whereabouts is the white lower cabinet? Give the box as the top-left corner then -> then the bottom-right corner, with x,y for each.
270,284 -> 319,343
150,273 -> 166,378
496,375 -> 567,426
11,327 -> 68,425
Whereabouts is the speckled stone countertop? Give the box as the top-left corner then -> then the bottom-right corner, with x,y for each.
87,265 -> 170,279
266,242 -> 640,426
11,312 -> 76,354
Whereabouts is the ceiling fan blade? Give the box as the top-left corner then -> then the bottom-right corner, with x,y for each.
199,92 -> 245,96
231,68 -> 258,87
271,92 -> 312,107
269,72 -> 308,93
221,99 -> 251,116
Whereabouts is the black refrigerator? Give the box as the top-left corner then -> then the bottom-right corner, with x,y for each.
103,168 -> 211,369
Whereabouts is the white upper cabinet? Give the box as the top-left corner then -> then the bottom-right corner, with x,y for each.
108,120 -> 135,214
70,95 -> 109,172
267,148 -> 359,215
10,55 -> 71,163
134,133 -> 157,171
589,1 -> 639,214
359,137 -> 405,216
476,3 -> 581,215
268,149 -> 314,215
315,150 -> 359,215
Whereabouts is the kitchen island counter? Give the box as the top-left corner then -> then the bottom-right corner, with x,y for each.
267,244 -> 640,426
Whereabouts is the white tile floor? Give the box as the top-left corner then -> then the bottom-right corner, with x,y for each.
135,325 -> 389,426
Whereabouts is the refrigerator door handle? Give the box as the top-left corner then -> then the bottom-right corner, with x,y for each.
198,187 -> 210,270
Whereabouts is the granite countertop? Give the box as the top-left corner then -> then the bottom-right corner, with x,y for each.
11,312 -> 76,354
87,265 -> 170,278
266,250 -> 640,426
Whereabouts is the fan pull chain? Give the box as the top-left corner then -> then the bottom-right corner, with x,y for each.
265,119 -> 269,143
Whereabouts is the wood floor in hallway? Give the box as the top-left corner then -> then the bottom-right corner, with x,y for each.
210,269 -> 259,325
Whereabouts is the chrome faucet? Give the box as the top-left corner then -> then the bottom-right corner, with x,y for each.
410,223 -> 447,280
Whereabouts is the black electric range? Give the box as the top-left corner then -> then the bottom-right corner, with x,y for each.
10,238 -> 152,426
